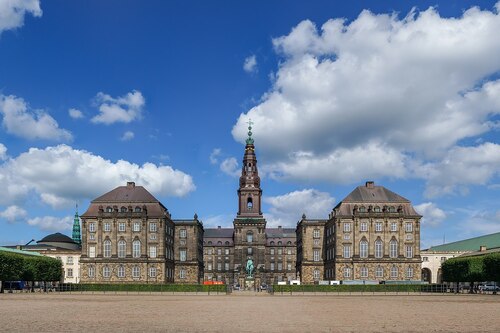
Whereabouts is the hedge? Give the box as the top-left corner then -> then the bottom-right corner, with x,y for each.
0,251 -> 62,292
440,253 -> 500,284
61,283 -> 227,293
272,284 -> 425,293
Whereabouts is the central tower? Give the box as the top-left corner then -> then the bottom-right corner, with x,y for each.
233,120 -> 267,287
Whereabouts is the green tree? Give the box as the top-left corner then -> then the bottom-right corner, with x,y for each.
483,253 -> 500,294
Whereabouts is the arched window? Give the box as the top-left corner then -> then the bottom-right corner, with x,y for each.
120,206 -> 127,212
247,232 -> 253,243
133,239 -> 141,258
376,266 -> 384,278
391,265 -> 398,279
287,241 -> 292,246
217,241 -> 222,245
132,266 -> 140,278
407,266 -> 414,278
118,240 -> 126,258
374,206 -> 381,212
277,241 -> 282,246
388,206 -> 396,213
360,266 -> 368,278
375,239 -> 383,258
343,267 -> 351,278
247,197 -> 253,210
103,239 -> 111,258
103,266 -> 110,278
313,269 -> 320,280
360,240 -> 368,258
390,239 -> 398,258
117,265 -> 125,278
106,206 -> 113,212
208,241 -> 212,245
270,241 -> 275,246
134,206 -> 141,212
225,241 -> 230,246
88,266 -> 95,278
358,206 -> 366,213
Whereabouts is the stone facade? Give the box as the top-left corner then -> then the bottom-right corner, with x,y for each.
296,217 -> 326,284
173,218 -> 204,284
80,182 -> 176,284
324,181 -> 422,282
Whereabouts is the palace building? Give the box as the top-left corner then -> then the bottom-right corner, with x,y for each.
78,123 -> 421,285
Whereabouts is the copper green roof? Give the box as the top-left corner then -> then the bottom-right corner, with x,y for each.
427,232 -> 500,252
0,246 -> 43,256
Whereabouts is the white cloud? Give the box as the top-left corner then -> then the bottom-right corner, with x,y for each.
414,202 -> 446,226
264,189 -> 335,227
68,108 -> 84,119
209,148 -> 221,164
232,4 -> 500,195
0,94 -> 72,142
27,216 -> 72,232
0,144 -> 196,208
202,214 -> 234,228
120,131 -> 135,141
458,209 -> 500,236
0,205 -> 27,223
243,55 -> 257,73
91,90 -> 145,125
220,157 -> 240,177
0,0 -> 42,35
0,143 -> 7,160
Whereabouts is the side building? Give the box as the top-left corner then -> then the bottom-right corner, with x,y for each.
80,182 -> 176,283
173,216 -> 204,284
296,215 -> 327,284
324,181 -> 422,282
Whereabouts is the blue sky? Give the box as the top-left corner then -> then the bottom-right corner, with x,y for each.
1,0 -> 500,248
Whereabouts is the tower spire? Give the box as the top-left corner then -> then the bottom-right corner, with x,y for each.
72,203 -> 81,245
246,118 -> 254,145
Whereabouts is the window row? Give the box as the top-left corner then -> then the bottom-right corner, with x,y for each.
89,240 -> 157,258
342,242 -> 413,258
87,265 -> 157,279
344,222 -> 413,233
104,206 -> 143,213
342,265 -> 414,279
357,206 -> 398,213
88,221 -> 158,233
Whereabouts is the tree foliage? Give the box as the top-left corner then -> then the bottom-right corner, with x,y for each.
442,254 -> 498,283
0,251 -> 62,288
483,253 -> 500,283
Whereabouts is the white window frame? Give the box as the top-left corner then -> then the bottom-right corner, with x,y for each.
118,222 -> 126,232
118,265 -> 125,278
133,222 -> 141,232
406,266 -> 414,278
360,222 -> 368,232
313,229 -> 320,238
313,269 -> 320,280
89,245 -> 96,258
104,222 -> 111,232
180,229 -> 187,238
313,249 -> 320,262
405,222 -> 413,233
343,267 -> 351,278
132,266 -> 140,278
360,241 -> 368,258
390,240 -> 398,258
375,239 -> 383,258
360,266 -> 368,278
67,268 -> 73,278
277,262 -> 283,271
270,263 -> 275,271
343,245 -> 351,258
391,265 -> 398,279
149,222 -> 157,232
103,266 -> 110,278
180,249 -> 187,262
375,222 -> 383,232
376,266 -> 383,278
224,262 -> 229,271
149,245 -> 157,258
343,223 -> 351,232
391,222 -> 397,232
89,223 -> 95,232
149,267 -> 157,278
103,240 -> 111,258
405,245 -> 413,258
88,266 -> 95,278
133,240 -> 141,258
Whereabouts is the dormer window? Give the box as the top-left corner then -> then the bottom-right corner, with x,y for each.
106,206 -> 113,212
135,207 -> 142,212
358,206 -> 366,213
120,206 -> 127,212
374,206 -> 381,212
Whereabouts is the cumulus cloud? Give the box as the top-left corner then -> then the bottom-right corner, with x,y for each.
232,4 -> 500,195
264,189 -> 335,227
0,0 -> 42,35
243,55 -> 257,73
91,90 -> 145,125
209,148 -> 221,164
0,144 -> 196,208
0,143 -> 7,160
220,157 -> 240,177
0,94 -> 72,142
0,205 -> 27,223
414,202 -> 446,226
68,108 -> 84,119
202,214 -> 234,228
27,216 -> 72,232
120,131 -> 135,141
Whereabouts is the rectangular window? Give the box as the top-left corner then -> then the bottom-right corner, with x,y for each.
207,249 -> 212,255
313,250 -> 320,262
270,263 -> 275,271
405,246 -> 413,258
405,234 -> 413,241
217,263 -> 222,271
405,222 -> 413,232
225,263 -> 229,271
375,222 -> 383,232
343,234 -> 350,240
277,263 -> 283,271
343,223 -> 351,232
180,249 -> 187,262
179,269 -> 186,279
133,222 -> 141,232
313,229 -> 320,238
423,256 -> 428,262
313,239 -> 320,246
88,266 -> 95,278
270,248 -> 275,255
277,248 -> 282,255
67,268 -> 73,278
150,233 -> 157,240
149,246 -> 157,258
66,256 -> 73,265
343,267 -> 351,278
89,223 -> 95,232
225,248 -> 229,255
89,233 -> 95,240
104,223 -> 111,232
118,222 -> 125,232
247,247 -> 253,255
207,263 -> 212,271
287,249 -> 292,255
360,222 -> 368,232
149,222 -> 157,232
180,229 -> 187,238
287,263 -> 292,271
343,245 -> 351,258
391,222 -> 398,232
441,257 -> 446,262
149,267 -> 157,278
89,245 -> 96,258
217,248 -> 221,255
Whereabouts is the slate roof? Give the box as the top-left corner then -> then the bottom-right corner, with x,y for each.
426,232 -> 500,252
266,228 -> 296,238
204,228 -> 234,238
38,232 -> 75,244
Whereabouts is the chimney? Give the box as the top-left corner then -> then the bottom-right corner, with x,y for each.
127,182 -> 135,188
366,181 -> 374,188
480,246 -> 487,252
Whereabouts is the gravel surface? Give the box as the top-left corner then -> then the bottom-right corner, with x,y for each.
0,293 -> 499,332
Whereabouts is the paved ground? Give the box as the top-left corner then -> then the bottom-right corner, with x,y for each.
0,293 -> 499,332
